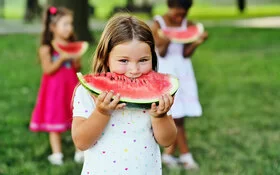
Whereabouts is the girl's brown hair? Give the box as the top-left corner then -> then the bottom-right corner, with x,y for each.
41,6 -> 76,51
92,14 -> 158,73
167,0 -> 193,10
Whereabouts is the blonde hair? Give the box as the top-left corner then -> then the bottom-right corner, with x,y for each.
92,13 -> 158,73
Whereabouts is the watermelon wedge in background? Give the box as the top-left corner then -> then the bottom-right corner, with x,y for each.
158,23 -> 204,44
52,41 -> 89,58
77,71 -> 179,107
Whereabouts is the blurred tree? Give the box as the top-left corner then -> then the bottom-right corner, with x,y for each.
237,0 -> 246,13
0,0 -> 4,18
24,0 -> 42,23
127,0 -> 152,10
48,0 -> 94,42
112,0 -> 152,17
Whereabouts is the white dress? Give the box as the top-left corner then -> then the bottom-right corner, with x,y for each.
72,85 -> 162,175
154,15 -> 202,118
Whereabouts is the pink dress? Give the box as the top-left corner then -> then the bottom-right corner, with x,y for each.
30,51 -> 79,132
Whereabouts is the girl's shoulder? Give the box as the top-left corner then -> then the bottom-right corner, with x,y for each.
72,85 -> 95,116
151,17 -> 161,30
74,84 -> 89,96
74,84 -> 93,103
152,15 -> 166,29
39,45 -> 51,54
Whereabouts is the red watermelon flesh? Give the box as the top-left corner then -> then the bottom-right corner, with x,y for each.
159,23 -> 204,44
52,41 -> 88,57
77,71 -> 179,104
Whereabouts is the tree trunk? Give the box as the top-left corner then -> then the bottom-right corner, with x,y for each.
0,0 -> 4,18
237,0 -> 246,13
48,0 -> 94,42
24,0 -> 42,23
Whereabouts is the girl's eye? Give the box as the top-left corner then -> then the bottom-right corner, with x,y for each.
140,59 -> 148,62
119,59 -> 128,63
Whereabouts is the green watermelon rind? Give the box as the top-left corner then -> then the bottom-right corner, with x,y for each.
76,72 -> 179,104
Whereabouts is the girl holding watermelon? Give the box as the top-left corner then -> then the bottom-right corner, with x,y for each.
72,14 -> 177,175
29,6 -> 84,165
151,0 -> 208,170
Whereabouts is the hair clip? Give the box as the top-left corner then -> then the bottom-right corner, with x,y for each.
49,6 -> 57,15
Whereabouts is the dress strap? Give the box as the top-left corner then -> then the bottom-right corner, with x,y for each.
154,15 -> 167,29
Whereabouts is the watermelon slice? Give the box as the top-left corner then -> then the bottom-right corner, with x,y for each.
52,41 -> 88,58
158,23 -> 204,44
77,71 -> 179,106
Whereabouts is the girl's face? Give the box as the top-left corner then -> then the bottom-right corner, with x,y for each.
108,40 -> 153,79
168,7 -> 187,25
52,15 -> 73,40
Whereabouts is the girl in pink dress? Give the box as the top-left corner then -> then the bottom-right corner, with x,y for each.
29,6 -> 83,165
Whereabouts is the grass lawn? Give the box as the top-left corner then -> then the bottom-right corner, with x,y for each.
0,27 -> 280,174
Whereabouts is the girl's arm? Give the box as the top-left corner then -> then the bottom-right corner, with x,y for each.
72,109 -> 111,151
183,31 -> 208,58
72,57 -> 82,71
151,115 -> 177,147
150,94 -> 177,147
72,91 -> 126,151
39,45 -> 72,75
150,21 -> 170,57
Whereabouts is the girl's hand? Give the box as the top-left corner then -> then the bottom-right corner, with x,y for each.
195,31 -> 208,45
71,55 -> 81,60
91,91 -> 126,116
60,53 -> 74,61
161,34 -> 171,44
149,94 -> 174,118
73,57 -> 82,71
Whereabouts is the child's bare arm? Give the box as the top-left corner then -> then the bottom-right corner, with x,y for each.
72,57 -> 82,71
39,45 -> 72,75
150,21 -> 170,57
183,31 -> 208,57
152,115 -> 177,147
72,91 -> 126,151
150,94 -> 177,147
72,109 -> 111,151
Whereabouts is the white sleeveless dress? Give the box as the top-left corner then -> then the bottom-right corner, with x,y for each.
154,15 -> 202,118
73,85 -> 162,175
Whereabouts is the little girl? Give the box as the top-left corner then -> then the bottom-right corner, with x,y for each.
30,6 -> 83,165
72,14 -> 177,175
151,0 -> 208,170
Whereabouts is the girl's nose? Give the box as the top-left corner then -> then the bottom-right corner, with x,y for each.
129,63 -> 140,74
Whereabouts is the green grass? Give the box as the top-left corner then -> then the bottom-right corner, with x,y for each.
1,27 -> 280,174
3,0 -> 280,19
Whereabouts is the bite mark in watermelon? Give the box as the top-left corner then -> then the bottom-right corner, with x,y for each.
77,71 -> 179,105
158,23 -> 204,44
52,41 -> 89,58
